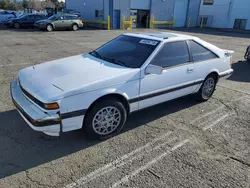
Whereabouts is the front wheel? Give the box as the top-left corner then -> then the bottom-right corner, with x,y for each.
46,24 -> 53,32
197,74 -> 217,101
13,22 -> 20,29
84,98 -> 127,140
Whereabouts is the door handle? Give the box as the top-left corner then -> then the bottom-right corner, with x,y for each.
187,68 -> 194,73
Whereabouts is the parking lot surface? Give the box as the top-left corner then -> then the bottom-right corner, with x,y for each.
0,28 -> 250,188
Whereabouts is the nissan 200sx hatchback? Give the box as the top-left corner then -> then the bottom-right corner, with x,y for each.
11,32 -> 234,139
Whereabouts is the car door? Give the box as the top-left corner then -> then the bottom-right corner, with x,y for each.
139,40 -> 196,110
64,16 -> 73,28
20,15 -> 32,27
26,15 -> 35,27
53,16 -> 65,29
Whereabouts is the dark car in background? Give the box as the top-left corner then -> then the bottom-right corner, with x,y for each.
34,13 -> 83,31
8,14 -> 46,29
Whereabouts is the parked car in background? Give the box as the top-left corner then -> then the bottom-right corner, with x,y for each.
4,13 -> 26,27
0,10 -> 16,23
11,32 -> 234,139
34,13 -> 83,31
8,14 -> 46,29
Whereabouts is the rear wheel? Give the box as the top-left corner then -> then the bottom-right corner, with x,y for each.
84,98 -> 127,140
46,24 -> 53,32
13,22 -> 20,29
197,74 -> 217,101
72,24 -> 79,31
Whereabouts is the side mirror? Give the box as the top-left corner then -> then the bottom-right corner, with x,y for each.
145,64 -> 163,75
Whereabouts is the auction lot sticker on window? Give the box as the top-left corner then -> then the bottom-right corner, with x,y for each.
140,39 -> 158,46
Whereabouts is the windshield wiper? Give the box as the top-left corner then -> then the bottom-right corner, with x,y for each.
90,50 -> 103,59
102,57 -> 127,67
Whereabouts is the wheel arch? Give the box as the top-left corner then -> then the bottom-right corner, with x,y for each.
207,70 -> 219,83
86,93 -> 130,115
82,93 -> 130,128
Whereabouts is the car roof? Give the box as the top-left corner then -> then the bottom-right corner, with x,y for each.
124,32 -> 195,41
57,13 -> 78,16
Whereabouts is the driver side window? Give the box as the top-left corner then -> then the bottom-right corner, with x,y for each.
151,41 -> 190,68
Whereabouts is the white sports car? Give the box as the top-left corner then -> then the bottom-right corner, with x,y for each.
11,32 -> 234,139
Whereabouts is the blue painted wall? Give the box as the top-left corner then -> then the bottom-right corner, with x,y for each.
199,0 -> 250,29
131,0 -> 150,10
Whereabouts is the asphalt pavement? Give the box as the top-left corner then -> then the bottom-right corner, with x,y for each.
0,28 -> 250,188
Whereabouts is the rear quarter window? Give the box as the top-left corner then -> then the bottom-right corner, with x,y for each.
188,40 -> 218,62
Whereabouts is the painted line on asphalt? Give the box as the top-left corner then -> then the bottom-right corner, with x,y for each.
110,139 -> 190,188
64,131 -> 173,188
190,105 -> 224,124
191,95 -> 248,125
203,114 -> 229,131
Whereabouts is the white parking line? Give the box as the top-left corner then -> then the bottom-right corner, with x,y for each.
110,139 -> 190,188
191,95 -> 248,125
190,106 -> 224,124
203,114 -> 229,131
64,132 -> 173,188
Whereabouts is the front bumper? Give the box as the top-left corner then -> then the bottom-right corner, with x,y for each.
10,80 -> 61,136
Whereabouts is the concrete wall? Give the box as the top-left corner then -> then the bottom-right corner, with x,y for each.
131,0 -> 151,10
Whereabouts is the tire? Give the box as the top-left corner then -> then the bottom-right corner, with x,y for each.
197,74 -> 217,102
13,22 -> 20,29
46,24 -> 53,32
84,98 -> 127,140
72,24 -> 79,31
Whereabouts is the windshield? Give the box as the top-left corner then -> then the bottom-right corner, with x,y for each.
47,15 -> 58,20
90,35 -> 160,68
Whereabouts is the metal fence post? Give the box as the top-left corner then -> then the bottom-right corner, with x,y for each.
200,16 -> 204,28
108,15 -> 111,30
187,17 -> 190,28
146,16 -> 149,28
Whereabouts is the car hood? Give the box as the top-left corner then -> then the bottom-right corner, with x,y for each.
18,54 -> 139,102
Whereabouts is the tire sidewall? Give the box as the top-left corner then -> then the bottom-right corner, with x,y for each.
46,24 -> 53,32
84,99 -> 127,140
72,24 -> 78,31
14,22 -> 20,29
199,75 -> 217,101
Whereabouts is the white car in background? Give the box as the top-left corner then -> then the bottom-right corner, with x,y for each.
11,32 -> 234,139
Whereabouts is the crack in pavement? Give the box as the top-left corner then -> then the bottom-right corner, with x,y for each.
24,170 -> 50,187
229,156 -> 250,168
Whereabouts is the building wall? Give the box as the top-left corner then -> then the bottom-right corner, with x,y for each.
151,0 -> 175,21
199,0 -> 250,29
187,0 -> 202,27
66,0 -> 107,20
113,0 -> 131,20
229,0 -> 250,30
131,0 -> 151,10
199,0 -> 231,28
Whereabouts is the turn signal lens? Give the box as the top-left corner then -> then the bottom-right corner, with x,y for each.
44,103 -> 59,110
